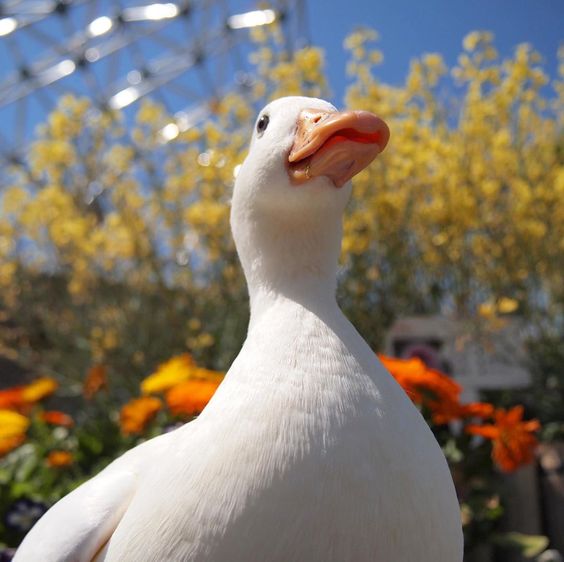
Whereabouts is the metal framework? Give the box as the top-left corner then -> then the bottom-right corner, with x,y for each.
0,0 -> 308,173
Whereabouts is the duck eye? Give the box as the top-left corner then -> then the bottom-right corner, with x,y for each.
256,114 -> 269,135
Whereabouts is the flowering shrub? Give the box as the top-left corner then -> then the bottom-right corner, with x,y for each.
0,354 -> 223,549
381,355 -> 540,474
0,353 -> 541,554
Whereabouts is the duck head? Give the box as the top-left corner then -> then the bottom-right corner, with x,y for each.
231,96 -> 389,311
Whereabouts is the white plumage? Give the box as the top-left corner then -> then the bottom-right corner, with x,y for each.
15,96 -> 463,562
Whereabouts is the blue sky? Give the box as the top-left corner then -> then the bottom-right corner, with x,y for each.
307,0 -> 563,104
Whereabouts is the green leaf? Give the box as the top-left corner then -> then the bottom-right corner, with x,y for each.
14,453 -> 39,483
442,438 -> 464,463
492,532 -> 549,558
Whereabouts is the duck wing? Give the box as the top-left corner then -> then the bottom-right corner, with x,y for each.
13,432 -> 172,562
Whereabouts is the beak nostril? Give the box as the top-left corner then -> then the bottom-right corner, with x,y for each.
312,115 -> 321,124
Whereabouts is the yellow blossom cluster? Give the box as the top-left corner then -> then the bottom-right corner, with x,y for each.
0,28 -> 561,382
340,29 -> 562,339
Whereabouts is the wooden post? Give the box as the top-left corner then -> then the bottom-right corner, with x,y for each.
538,443 -> 564,555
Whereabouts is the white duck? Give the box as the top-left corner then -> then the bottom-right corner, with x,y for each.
15,96 -> 463,562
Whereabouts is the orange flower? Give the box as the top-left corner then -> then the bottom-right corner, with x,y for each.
379,355 -> 428,402
120,396 -> 162,435
0,434 -> 26,457
379,355 -> 496,426
166,380 -> 220,417
379,355 -> 462,406
428,397 -> 465,425
420,368 -> 462,404
46,450 -> 73,468
379,355 -> 426,377
466,405 -> 540,472
83,364 -> 108,399
429,400 -> 494,425
460,402 -> 495,419
40,410 -> 74,427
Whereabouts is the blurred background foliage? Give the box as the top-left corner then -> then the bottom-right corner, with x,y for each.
0,24 -> 563,557
1,26 -> 562,414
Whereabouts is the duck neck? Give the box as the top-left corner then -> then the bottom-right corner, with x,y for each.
231,206 -> 343,330
248,277 -> 337,331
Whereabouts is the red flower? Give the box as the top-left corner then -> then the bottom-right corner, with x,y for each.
0,386 -> 26,411
40,410 -> 74,427
0,378 -> 58,412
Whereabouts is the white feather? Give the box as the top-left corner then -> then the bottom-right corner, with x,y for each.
15,96 -> 463,562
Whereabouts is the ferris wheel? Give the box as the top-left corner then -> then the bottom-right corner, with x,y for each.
0,0 -> 308,176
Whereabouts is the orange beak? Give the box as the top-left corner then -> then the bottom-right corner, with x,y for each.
288,108 -> 390,187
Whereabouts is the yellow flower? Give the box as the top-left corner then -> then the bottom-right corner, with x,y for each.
187,334 -> 218,350
49,110 -> 77,139
141,354 -> 197,394
105,145 -> 135,171
21,378 -> 58,403
369,50 -> 383,65
185,200 -> 228,231
197,333 -> 215,348
497,297 -> 519,314
423,53 -> 446,73
191,367 -> 224,384
344,28 -> 378,51
294,47 -> 325,81
102,329 -> 119,350
0,410 -> 30,456
2,186 -> 28,214
136,99 -> 164,126
463,31 -> 482,52
406,61 -> 424,92
0,262 -> 17,287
